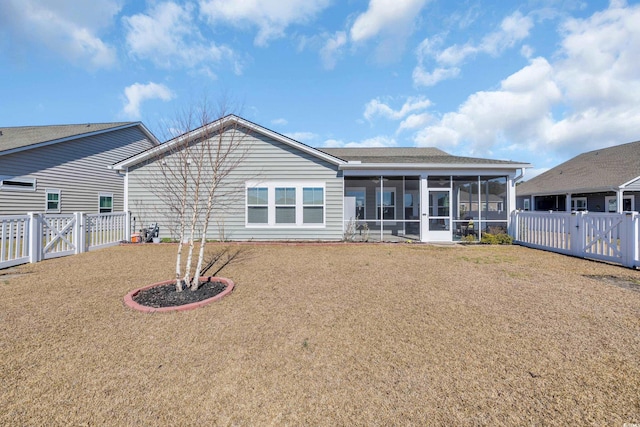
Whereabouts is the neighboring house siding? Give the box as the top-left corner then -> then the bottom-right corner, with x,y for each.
0,127 -> 154,215
127,129 -> 344,241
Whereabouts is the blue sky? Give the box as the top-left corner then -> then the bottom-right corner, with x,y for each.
2,0 -> 639,179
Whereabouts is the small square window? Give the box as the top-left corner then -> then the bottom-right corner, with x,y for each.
99,194 -> 113,213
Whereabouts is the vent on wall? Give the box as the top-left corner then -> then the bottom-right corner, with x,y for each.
0,178 -> 37,191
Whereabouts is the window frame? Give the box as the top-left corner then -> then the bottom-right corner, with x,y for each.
99,193 -> 114,214
245,182 -> 326,228
571,197 -> 587,212
45,189 -> 61,213
247,187 -> 269,224
0,177 -> 36,192
302,187 -> 325,224
604,195 -> 634,213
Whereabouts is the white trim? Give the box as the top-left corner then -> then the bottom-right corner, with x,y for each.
340,163 -> 531,171
0,176 -> 36,192
245,181 -> 326,228
45,189 -> 61,213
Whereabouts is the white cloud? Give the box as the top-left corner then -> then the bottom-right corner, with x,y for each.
364,96 -> 432,121
320,136 -> 397,148
350,0 -> 430,42
412,66 -> 460,87
320,31 -> 347,70
123,2 -> 238,74
272,118 -> 288,125
199,0 -> 331,46
414,57 -> 561,155
350,0 -> 431,62
398,113 -> 433,132
412,1 -> 640,165
122,82 -> 175,119
0,0 -> 119,68
286,132 -> 319,143
413,11 -> 534,87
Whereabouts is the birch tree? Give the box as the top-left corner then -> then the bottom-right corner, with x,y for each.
151,98 -> 249,292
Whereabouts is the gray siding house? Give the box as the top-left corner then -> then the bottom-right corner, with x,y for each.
113,115 -> 530,242
0,123 -> 159,215
516,140 -> 640,213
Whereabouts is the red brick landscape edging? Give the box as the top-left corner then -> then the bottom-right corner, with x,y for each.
123,277 -> 235,313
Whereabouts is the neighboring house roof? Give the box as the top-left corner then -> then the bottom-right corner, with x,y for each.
517,140 -> 640,196
0,122 -> 160,157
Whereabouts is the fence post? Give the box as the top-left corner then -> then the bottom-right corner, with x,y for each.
125,211 -> 132,242
27,212 -> 41,263
570,211 -> 581,257
621,212 -> 637,268
74,212 -> 86,254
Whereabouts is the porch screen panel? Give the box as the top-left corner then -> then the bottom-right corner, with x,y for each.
480,176 -> 507,221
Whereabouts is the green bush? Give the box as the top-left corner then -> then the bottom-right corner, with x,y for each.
481,233 -> 512,245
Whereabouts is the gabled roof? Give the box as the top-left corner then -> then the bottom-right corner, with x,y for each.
0,122 -> 160,157
111,114 -> 531,172
517,140 -> 640,196
112,115 -> 346,170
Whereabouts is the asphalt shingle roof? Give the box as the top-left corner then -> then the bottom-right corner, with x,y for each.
517,140 -> 640,195
319,147 -> 526,165
0,123 -> 134,154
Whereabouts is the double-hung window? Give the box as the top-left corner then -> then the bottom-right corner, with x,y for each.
275,187 -> 296,224
246,183 -> 325,227
247,187 -> 269,224
303,188 -> 324,223
46,189 -> 61,213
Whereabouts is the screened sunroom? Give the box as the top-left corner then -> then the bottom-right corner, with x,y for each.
341,174 -> 511,242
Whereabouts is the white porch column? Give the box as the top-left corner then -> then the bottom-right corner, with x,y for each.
566,193 -> 572,212
420,173 -> 428,242
618,189 -> 624,213
507,175 -> 516,234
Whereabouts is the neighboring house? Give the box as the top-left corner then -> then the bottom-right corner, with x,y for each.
113,115 -> 530,242
0,123 -> 159,215
516,140 -> 640,213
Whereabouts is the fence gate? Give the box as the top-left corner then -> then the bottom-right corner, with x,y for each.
579,214 -> 624,264
40,214 -> 78,260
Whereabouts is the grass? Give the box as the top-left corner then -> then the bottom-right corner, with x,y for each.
1,243 -> 639,426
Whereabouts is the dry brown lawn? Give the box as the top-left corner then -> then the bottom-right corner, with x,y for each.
1,242 -> 639,426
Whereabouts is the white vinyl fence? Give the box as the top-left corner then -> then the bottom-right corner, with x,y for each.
511,211 -> 640,268
0,212 -> 130,269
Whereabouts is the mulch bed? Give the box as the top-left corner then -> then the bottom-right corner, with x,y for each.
132,280 -> 227,308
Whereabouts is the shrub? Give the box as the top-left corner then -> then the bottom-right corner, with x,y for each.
481,233 -> 512,245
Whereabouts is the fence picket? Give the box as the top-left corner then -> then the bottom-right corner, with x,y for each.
513,210 -> 639,268
0,211 -> 129,270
